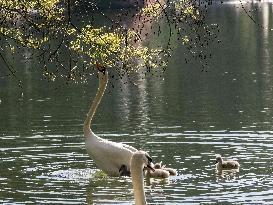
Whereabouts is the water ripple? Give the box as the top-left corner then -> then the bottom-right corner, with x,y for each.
1,129 -> 273,204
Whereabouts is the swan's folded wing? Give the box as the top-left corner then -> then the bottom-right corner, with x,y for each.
86,136 -> 137,176
101,139 -> 135,156
122,143 -> 138,152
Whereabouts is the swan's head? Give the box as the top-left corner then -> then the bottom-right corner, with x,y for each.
131,151 -> 155,171
215,156 -> 223,164
96,62 -> 106,73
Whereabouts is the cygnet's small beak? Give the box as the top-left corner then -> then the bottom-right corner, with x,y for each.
214,160 -> 218,164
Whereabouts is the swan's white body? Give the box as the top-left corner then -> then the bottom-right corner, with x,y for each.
84,69 -> 137,176
131,151 -> 154,205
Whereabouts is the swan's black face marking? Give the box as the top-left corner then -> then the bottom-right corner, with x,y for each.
145,154 -> 152,163
145,154 -> 155,172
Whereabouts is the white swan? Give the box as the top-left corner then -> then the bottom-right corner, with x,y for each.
131,150 -> 154,205
84,64 -> 138,177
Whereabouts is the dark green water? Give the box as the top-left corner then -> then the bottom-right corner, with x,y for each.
1,1 -> 273,204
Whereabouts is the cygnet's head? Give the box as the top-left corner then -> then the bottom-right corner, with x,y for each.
154,161 -> 162,169
215,156 -> 223,164
131,151 -> 155,171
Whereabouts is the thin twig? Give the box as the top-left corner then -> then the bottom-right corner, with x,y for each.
0,51 -> 22,87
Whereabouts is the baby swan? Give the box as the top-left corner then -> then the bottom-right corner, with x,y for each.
146,167 -> 170,178
162,167 -> 177,176
153,162 -> 162,169
156,161 -> 177,176
147,161 -> 177,178
215,156 -> 240,170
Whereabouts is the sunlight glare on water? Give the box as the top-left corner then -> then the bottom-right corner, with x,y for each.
1,129 -> 273,204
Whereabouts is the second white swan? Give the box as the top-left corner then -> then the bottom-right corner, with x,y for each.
131,150 -> 155,205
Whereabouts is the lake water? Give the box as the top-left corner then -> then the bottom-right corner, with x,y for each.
1,1 -> 273,204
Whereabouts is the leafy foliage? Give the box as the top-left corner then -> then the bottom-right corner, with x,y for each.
0,0 -> 218,84
69,26 -> 165,70
142,3 -> 162,17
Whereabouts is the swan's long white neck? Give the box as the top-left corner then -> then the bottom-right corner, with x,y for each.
84,71 -> 108,136
131,159 -> 146,205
